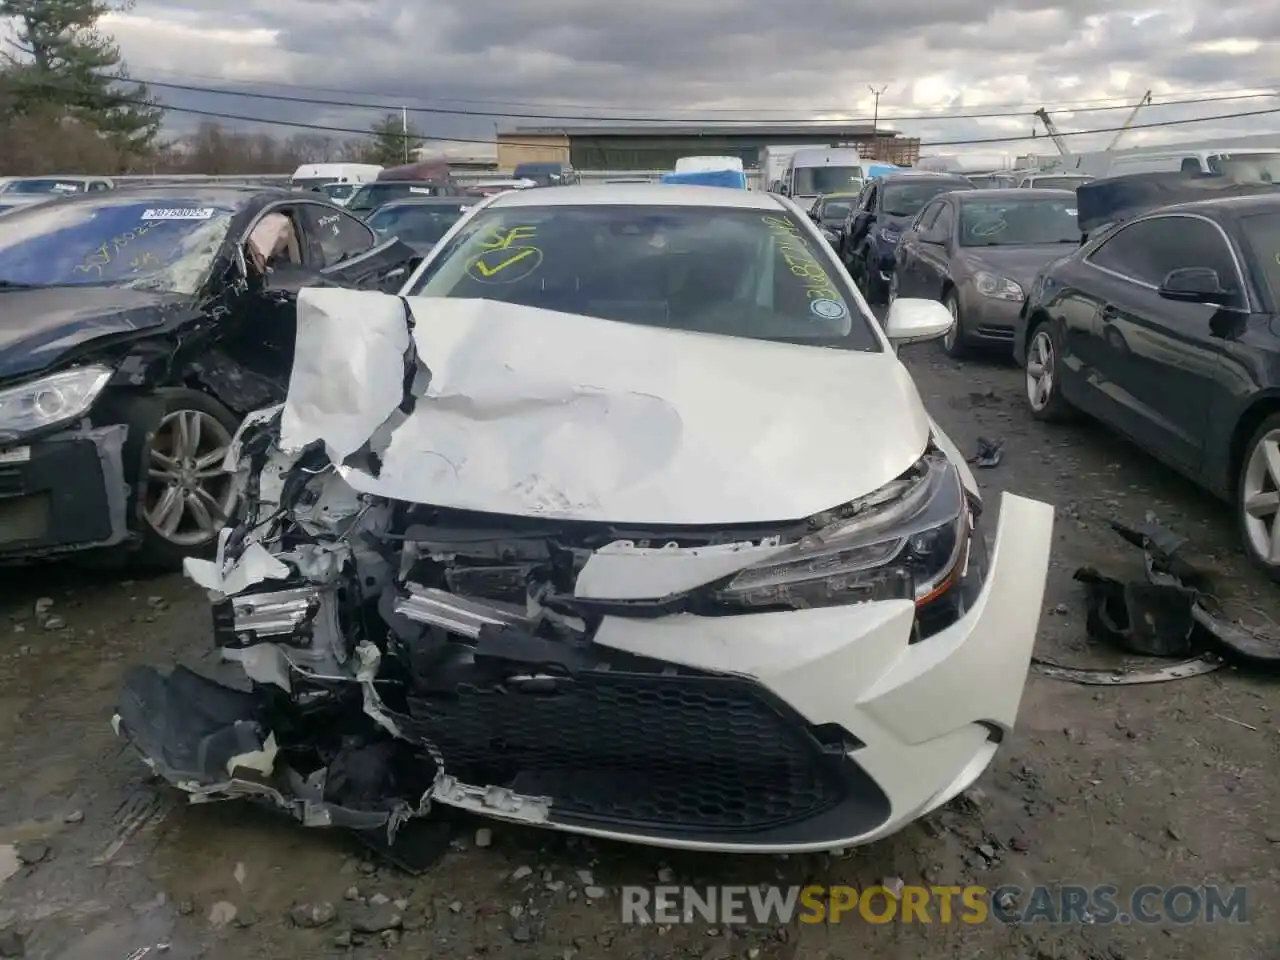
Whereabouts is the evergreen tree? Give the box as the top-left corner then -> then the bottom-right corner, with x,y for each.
1,0 -> 164,157
365,112 -> 425,166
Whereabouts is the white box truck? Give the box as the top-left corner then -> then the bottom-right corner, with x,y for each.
781,147 -> 866,208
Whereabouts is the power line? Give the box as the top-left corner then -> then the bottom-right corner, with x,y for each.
125,74 -> 1280,125
110,92 -> 1280,149
133,65 -> 1280,117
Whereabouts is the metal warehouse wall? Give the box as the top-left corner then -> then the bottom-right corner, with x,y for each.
568,134 -> 921,170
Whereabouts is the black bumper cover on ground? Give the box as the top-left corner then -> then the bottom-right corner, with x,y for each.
0,437 -> 117,556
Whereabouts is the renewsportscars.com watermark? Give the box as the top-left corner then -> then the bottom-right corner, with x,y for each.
621,884 -> 1248,926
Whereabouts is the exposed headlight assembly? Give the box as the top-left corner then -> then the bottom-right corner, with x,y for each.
710,451 -> 971,614
0,364 -> 112,443
974,271 -> 1024,301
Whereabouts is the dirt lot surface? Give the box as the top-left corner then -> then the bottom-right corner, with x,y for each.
2,340 -> 1278,960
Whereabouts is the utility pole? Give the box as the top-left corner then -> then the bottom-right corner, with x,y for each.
401,105 -> 410,163
868,85 -> 887,160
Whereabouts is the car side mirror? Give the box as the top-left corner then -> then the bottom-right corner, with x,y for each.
884,298 -> 954,345
1158,266 -> 1232,305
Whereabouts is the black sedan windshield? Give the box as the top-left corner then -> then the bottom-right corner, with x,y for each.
367,203 -> 467,245
883,181 -> 970,217
959,198 -> 1078,246
349,182 -> 444,213
411,204 -> 879,350
0,198 -> 235,293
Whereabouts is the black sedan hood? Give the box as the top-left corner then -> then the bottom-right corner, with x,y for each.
960,244 -> 1076,288
0,286 -> 198,382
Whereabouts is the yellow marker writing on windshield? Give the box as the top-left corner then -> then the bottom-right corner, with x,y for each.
480,225 -> 537,251
471,247 -> 536,277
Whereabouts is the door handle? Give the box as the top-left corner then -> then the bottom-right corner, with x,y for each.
1100,305 -> 1119,321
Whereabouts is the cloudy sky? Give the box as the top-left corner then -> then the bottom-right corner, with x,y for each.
49,0 -> 1280,161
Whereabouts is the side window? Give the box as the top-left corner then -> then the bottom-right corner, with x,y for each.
913,201 -> 942,232
932,203 -> 954,238
1088,216 -> 1239,290
88,181 -> 109,192
301,205 -> 375,268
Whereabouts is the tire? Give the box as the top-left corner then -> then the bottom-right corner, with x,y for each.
1236,412 -> 1280,582
134,389 -> 241,570
941,290 -> 968,358
1023,320 -> 1074,422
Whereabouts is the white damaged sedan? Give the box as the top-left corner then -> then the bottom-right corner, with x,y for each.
114,185 -> 1053,854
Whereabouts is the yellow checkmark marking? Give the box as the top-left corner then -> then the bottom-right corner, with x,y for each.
473,248 -> 536,276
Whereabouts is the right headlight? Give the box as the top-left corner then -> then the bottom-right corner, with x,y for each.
0,364 -> 112,443
709,451 -> 971,613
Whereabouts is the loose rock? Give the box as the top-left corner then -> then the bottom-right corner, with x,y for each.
207,901 -> 237,929
511,865 -> 534,881
13,842 -> 49,866
289,901 -> 336,928
62,810 -> 84,824
349,903 -> 402,934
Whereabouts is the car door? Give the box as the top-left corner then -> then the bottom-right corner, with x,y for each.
297,203 -> 419,290
1082,214 -> 1237,471
911,200 -> 955,299
895,200 -> 942,298
844,182 -> 879,266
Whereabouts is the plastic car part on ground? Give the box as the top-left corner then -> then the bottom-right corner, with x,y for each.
1035,516 -> 1280,685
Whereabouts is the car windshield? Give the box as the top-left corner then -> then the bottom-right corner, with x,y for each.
959,197 -> 1079,246
1030,177 -> 1090,191
793,166 -> 864,196
7,178 -> 86,195
410,204 -> 879,350
819,200 -> 853,220
883,181 -> 968,217
367,203 -> 467,245
1209,153 -> 1280,183
0,197 -> 235,293
349,182 -> 441,211
1240,211 -> 1280,300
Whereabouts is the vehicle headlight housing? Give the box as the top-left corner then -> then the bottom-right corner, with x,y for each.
0,364 -> 112,443
710,451 -> 971,614
974,271 -> 1024,301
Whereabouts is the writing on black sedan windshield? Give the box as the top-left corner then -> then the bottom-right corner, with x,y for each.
959,199 -> 1078,246
410,205 -> 880,351
0,200 -> 235,293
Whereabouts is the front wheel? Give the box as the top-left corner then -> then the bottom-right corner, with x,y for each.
135,389 -> 240,569
1023,323 -> 1074,422
1237,413 -> 1280,582
941,291 -> 968,358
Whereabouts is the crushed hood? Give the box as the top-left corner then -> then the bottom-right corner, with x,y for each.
282,290 -> 932,526
0,287 -> 197,380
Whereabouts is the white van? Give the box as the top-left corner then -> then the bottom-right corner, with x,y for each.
782,147 -> 865,207
1095,148 -> 1280,181
674,156 -> 745,173
290,163 -> 383,191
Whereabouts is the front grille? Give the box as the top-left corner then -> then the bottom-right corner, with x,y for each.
974,324 -> 1015,340
396,669 -> 844,833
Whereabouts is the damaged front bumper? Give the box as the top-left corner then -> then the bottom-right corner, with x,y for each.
0,424 -> 130,559
114,411 -> 1054,853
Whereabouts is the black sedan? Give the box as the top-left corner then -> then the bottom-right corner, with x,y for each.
839,171 -> 976,304
364,196 -> 472,255
807,192 -> 860,245
0,185 -> 416,566
893,188 -> 1078,357
1014,174 -> 1280,578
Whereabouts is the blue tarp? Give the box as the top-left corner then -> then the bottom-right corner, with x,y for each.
866,163 -> 902,180
659,169 -> 748,189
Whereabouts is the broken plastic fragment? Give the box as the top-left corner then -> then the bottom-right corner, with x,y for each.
184,537 -> 290,598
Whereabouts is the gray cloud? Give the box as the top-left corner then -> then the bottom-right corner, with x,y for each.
81,0 -> 1280,158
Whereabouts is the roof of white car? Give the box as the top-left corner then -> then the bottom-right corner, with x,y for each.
483,184 -> 785,211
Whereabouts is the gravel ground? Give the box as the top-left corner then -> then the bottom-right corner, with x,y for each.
1,338 -> 1278,960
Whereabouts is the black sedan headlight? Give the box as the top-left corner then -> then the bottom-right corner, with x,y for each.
710,451 -> 972,614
